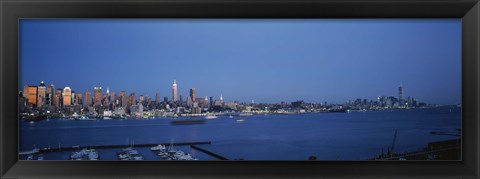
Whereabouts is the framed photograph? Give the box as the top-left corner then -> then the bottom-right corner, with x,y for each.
1,0 -> 479,178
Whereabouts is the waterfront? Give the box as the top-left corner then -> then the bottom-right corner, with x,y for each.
19,106 -> 461,160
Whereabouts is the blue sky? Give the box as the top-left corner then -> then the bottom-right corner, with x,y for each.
19,19 -> 461,104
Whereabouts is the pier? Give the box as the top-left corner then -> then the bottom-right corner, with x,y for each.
190,145 -> 229,160
34,141 -> 212,154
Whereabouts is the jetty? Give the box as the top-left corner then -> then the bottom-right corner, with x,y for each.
35,141 -> 212,154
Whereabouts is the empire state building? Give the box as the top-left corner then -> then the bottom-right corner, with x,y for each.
172,80 -> 178,102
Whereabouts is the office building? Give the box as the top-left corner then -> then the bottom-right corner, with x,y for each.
46,84 -> 54,106
94,87 -> 102,106
84,91 -> 92,107
74,93 -> 82,105
190,88 -> 196,102
23,85 -> 38,106
172,80 -> 178,102
62,87 -> 72,106
120,91 -> 127,107
37,81 -> 46,108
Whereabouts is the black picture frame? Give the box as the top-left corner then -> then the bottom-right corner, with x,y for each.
1,0 -> 479,178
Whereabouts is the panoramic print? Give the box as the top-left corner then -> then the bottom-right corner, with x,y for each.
19,19 -> 461,160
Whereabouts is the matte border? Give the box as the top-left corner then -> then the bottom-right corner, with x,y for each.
1,0 -> 479,178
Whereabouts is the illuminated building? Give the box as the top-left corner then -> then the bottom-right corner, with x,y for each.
172,80 -> 178,102
53,89 -> 62,107
62,87 -> 72,106
84,91 -> 92,107
94,87 -> 102,106
37,81 -> 46,108
120,91 -> 127,107
23,85 -> 38,106
187,96 -> 193,107
75,93 -> 82,105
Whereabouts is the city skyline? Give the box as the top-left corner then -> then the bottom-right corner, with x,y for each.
20,79 -> 432,106
20,19 -> 461,104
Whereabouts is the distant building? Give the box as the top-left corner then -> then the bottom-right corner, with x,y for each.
74,93 -> 83,105
62,87 -> 72,106
120,91 -> 127,107
190,88 -> 196,102
187,96 -> 193,107
209,96 -> 214,109
46,84 -> 54,106
84,91 -> 92,107
399,84 -> 404,105
129,93 -> 136,106
172,80 -> 178,102
53,88 -> 62,107
37,81 -> 46,108
155,93 -> 160,105
139,95 -> 144,104
23,85 -> 38,106
94,87 -> 102,106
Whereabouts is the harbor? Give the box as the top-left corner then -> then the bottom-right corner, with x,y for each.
20,107 -> 461,160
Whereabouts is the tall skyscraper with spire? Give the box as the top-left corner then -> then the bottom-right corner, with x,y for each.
172,80 -> 178,102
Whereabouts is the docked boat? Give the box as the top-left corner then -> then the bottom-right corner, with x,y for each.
150,144 -> 166,151
70,149 -> 99,160
117,147 -> 143,160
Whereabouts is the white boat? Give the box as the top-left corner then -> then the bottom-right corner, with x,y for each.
236,119 -> 245,122
205,115 -> 218,119
70,149 -> 99,160
229,115 -> 234,118
151,144 -> 166,151
239,113 -> 253,116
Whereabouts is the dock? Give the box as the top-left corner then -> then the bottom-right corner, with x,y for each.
190,145 -> 229,160
36,141 -> 212,154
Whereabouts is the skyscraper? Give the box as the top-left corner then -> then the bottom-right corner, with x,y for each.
190,88 -> 196,102
129,93 -> 136,106
172,80 -> 178,102
46,84 -> 54,106
399,84 -> 404,105
54,88 -> 62,107
120,91 -> 127,107
23,85 -> 38,106
75,93 -> 83,105
94,87 -> 102,106
152,93 -> 157,105
84,91 -> 92,107
139,95 -> 144,104
62,87 -> 72,106
37,81 -> 46,108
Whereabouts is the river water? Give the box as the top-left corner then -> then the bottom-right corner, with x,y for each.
19,106 -> 461,160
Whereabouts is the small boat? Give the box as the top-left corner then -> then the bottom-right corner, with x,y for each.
150,144 -> 166,151
205,115 -> 218,119
27,155 -> 33,160
236,119 -> 245,122
229,115 -> 234,118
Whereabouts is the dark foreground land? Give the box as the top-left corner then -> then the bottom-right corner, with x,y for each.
373,139 -> 460,160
